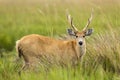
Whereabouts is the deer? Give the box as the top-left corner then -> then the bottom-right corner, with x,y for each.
16,12 -> 93,74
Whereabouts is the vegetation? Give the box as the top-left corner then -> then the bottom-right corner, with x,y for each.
0,0 -> 120,80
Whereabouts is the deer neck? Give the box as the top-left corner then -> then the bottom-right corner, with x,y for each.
76,41 -> 86,60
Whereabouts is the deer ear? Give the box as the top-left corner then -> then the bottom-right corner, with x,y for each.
67,28 -> 75,36
85,28 -> 93,36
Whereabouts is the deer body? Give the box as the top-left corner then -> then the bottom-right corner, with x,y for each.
16,11 -> 93,73
16,34 -> 86,64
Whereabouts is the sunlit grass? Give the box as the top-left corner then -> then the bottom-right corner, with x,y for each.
0,0 -> 120,80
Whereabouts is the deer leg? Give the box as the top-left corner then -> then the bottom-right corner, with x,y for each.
18,63 -> 29,75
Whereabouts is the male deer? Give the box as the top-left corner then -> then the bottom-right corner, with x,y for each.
16,12 -> 93,73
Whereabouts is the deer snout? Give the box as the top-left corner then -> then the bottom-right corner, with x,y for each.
79,41 -> 83,45
78,38 -> 84,46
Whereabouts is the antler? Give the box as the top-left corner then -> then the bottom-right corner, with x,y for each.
67,13 -> 78,32
83,10 -> 93,31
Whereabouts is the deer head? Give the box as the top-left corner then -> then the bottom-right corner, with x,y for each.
67,11 -> 93,46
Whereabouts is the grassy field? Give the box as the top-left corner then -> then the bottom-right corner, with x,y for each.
0,0 -> 120,80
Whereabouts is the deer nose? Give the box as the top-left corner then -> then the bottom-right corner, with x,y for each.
79,41 -> 83,45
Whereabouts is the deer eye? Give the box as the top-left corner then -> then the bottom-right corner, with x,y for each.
83,36 -> 85,38
76,36 -> 78,38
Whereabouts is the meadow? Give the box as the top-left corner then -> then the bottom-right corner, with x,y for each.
0,0 -> 120,80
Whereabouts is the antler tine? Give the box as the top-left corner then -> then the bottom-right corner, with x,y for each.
83,9 -> 93,31
67,13 -> 78,32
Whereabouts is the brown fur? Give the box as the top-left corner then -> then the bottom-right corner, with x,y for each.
16,34 -> 86,70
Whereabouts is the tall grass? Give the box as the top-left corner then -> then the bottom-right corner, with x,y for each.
0,0 -> 120,80
84,28 -> 120,73
1,28 -> 120,80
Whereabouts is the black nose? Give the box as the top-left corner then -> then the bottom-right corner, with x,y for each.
79,41 -> 83,45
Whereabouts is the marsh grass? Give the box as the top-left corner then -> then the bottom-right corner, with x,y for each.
0,0 -> 120,80
1,27 -> 120,80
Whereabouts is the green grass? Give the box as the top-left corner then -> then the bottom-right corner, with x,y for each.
0,0 -> 120,80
